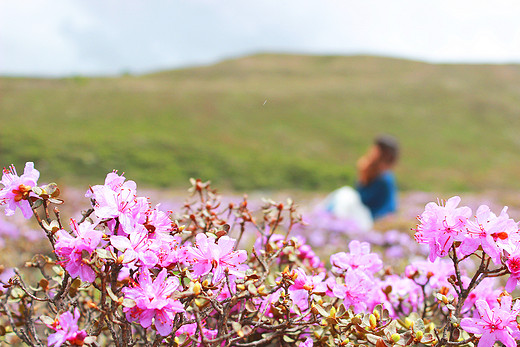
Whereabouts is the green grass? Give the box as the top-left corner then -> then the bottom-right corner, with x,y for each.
2,54 -> 520,192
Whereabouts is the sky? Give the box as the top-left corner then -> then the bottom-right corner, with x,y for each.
2,0 -> 520,76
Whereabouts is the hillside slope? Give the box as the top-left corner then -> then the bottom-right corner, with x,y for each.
2,54 -> 520,192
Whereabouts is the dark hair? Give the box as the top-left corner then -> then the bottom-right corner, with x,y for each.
375,134 -> 399,164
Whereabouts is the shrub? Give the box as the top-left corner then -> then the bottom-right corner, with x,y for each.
0,163 -> 519,346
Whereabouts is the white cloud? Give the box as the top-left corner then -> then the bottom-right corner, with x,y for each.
1,0 -> 520,76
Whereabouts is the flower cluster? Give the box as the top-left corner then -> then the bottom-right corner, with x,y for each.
415,196 -> 520,264
1,164 -> 520,347
415,196 -> 520,291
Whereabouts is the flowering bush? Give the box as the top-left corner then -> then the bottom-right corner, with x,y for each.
0,163 -> 519,346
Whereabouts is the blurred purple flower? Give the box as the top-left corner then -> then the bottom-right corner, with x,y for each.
330,240 -> 382,276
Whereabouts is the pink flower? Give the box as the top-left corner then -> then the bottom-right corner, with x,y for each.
110,225 -> 158,268
47,308 -> 87,347
461,296 -> 520,347
460,205 -> 517,264
175,322 -> 218,346
377,275 -> 422,317
142,206 -> 176,240
86,171 -> 130,198
123,269 -> 184,336
406,258 -> 459,297
414,196 -> 471,262
288,268 -> 327,311
258,287 -> 282,315
328,269 -> 375,313
299,337 -> 313,347
330,240 -> 382,276
186,233 -> 248,283
0,162 -> 39,219
92,185 -> 148,233
54,219 -> 103,283
298,243 -> 324,269
504,245 -> 520,292
154,236 -> 185,268
463,278 -> 502,314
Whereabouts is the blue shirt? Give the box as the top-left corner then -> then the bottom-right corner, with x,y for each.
356,171 -> 397,220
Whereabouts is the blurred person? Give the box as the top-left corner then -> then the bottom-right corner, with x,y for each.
356,134 -> 399,220
321,135 -> 399,231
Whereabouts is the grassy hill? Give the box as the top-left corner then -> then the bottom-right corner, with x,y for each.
2,54 -> 520,192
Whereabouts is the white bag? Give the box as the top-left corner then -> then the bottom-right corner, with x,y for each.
322,186 -> 373,231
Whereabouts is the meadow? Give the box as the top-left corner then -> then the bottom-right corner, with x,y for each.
2,54 -> 520,193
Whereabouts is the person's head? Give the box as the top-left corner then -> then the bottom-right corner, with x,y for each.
374,134 -> 399,168
357,134 -> 399,185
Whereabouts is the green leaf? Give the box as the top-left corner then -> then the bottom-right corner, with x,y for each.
245,301 -> 257,313
106,287 -> 119,302
365,334 -> 381,344
10,288 -> 25,299
42,220 -> 60,232
232,322 -> 242,333
313,304 -> 329,317
122,299 -> 136,308
31,187 -> 43,196
47,198 -> 64,205
44,183 -> 60,197
70,279 -> 82,289
83,336 -> 97,344
95,248 -> 113,260
414,318 -> 425,331
39,315 -> 55,325
247,283 -> 257,295
282,335 -> 295,343
31,199 -> 43,209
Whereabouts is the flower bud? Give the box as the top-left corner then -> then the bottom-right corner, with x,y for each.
391,333 -> 400,343
193,281 -> 201,295
329,306 -> 337,318
415,330 -> 423,341
369,314 -> 377,328
426,322 -> 435,332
